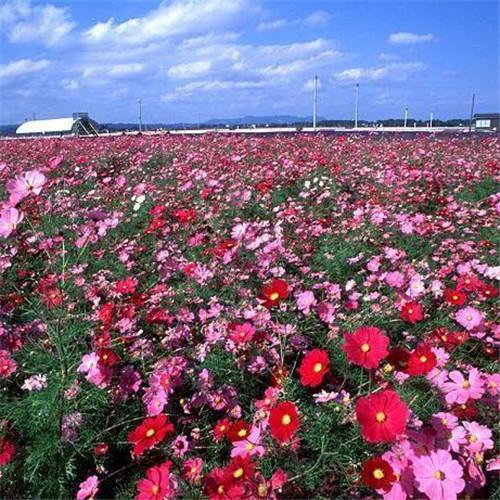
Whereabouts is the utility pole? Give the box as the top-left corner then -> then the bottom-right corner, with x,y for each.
404,107 -> 408,128
468,93 -> 475,132
354,83 -> 359,129
138,99 -> 143,133
429,112 -> 434,128
312,75 -> 318,132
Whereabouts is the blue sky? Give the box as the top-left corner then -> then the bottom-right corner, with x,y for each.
0,0 -> 498,124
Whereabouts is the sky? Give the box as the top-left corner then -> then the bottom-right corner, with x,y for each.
0,0 -> 498,125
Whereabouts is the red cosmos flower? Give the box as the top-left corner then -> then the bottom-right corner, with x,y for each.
355,390 -> 409,443
481,284 -> 498,299
429,327 -> 468,350
361,456 -> 397,491
0,437 -> 15,465
297,349 -> 330,387
457,274 -> 483,293
269,401 -> 299,443
93,442 -> 109,456
172,208 -> 197,223
406,344 -> 437,376
271,366 -> 289,387
260,279 -> 289,308
98,303 -> 114,325
98,348 -> 120,367
342,326 -> 390,370
213,418 -> 231,442
128,415 -> 174,457
226,455 -> 256,483
399,302 -> 424,324
41,287 -> 63,308
145,217 -> 166,235
451,401 -> 477,419
227,420 -> 251,442
444,288 -> 467,306
146,308 -> 174,325
204,467 -> 244,500
385,347 -> 411,373
136,461 -> 174,500
115,277 -> 138,294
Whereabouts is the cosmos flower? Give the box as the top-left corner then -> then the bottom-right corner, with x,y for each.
400,302 -> 424,324
441,368 -> 485,405
0,207 -> 23,238
128,415 -> 174,457
413,450 -> 465,500
297,349 -> 330,387
76,475 -> 99,500
444,288 -> 467,306
406,344 -> 437,376
0,437 -> 15,466
454,307 -> 483,331
269,401 -> 300,443
136,461 -> 175,500
342,326 -> 390,369
355,390 -> 409,443
7,170 -> 46,205
361,456 -> 397,491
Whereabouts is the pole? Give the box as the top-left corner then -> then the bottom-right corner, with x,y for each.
138,99 -> 143,133
430,112 -> 433,128
404,107 -> 408,128
313,75 -> 318,132
468,93 -> 475,132
354,83 -> 359,129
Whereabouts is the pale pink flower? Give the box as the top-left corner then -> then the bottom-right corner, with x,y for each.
385,271 -> 405,289
296,291 -> 316,315
0,207 -> 23,238
441,368 -> 485,405
462,421 -> 493,454
7,170 -> 46,205
76,475 -> 98,500
231,426 -> 265,458
455,306 -> 483,331
413,449 -> 465,500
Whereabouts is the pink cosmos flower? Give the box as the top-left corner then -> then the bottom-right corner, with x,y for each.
385,271 -> 405,289
413,449 -> 465,500
0,207 -> 23,238
462,421 -> 493,453
0,350 -> 17,378
296,291 -> 316,315
76,475 -> 98,500
441,368 -> 485,405
454,306 -> 483,331
7,170 -> 46,205
231,426 -> 266,458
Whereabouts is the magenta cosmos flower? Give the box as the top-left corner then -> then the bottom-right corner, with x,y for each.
454,306 -> 483,331
413,449 -> 465,500
441,368 -> 485,405
0,207 -> 23,238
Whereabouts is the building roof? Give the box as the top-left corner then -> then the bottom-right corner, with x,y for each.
474,113 -> 500,119
16,117 -> 77,135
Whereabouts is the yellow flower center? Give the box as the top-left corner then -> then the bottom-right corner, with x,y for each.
433,470 -> 443,480
238,429 -> 248,438
469,435 -> 477,443
270,292 -> 280,301
375,412 -> 386,422
383,363 -> 394,373
453,295 -> 459,301
217,485 -> 224,494
373,468 -> 384,480
466,315 -> 473,321
233,468 -> 244,479
407,308 -> 413,314
313,362 -> 323,373
361,343 -> 370,353
257,483 -> 267,497
246,442 -> 254,450
282,414 -> 291,425
152,485 -> 159,495
419,356 -> 428,363
462,381 -> 470,389
146,428 -> 155,438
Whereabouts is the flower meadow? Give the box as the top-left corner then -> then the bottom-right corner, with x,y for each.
0,132 -> 498,499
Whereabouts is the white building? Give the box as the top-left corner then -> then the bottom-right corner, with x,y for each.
16,113 -> 99,136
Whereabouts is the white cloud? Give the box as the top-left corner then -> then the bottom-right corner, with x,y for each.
257,19 -> 286,31
260,50 -> 341,77
379,53 -> 400,61
82,63 -> 145,79
335,62 -> 426,82
167,60 -> 212,79
0,58 -> 50,78
388,32 -> 434,44
303,10 -> 330,27
84,0 -> 251,46
302,77 -> 322,91
0,0 -> 75,46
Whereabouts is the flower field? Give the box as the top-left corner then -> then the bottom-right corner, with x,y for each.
0,133 -> 498,499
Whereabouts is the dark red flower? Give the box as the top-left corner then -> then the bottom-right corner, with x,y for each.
444,288 -> 467,306
260,279 -> 289,307
0,437 -> 15,465
41,287 -> 63,308
297,349 -> 330,387
213,418 -> 231,442
429,327 -> 468,350
227,420 -> 251,443
451,401 -> 477,420
270,366 -> 288,387
342,326 -> 390,369
269,401 -> 299,443
385,347 -> 411,373
457,274 -> 483,293
98,348 -> 120,367
226,455 -> 256,483
172,208 -> 197,223
406,344 -> 437,375
355,390 -> 409,443
204,467 -> 243,500
115,276 -> 138,294
93,442 -> 109,456
98,302 -> 114,325
128,415 -> 174,457
361,456 -> 397,491
481,284 -> 498,299
399,302 -> 424,324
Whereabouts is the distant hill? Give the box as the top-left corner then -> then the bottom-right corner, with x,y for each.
203,115 -> 325,126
